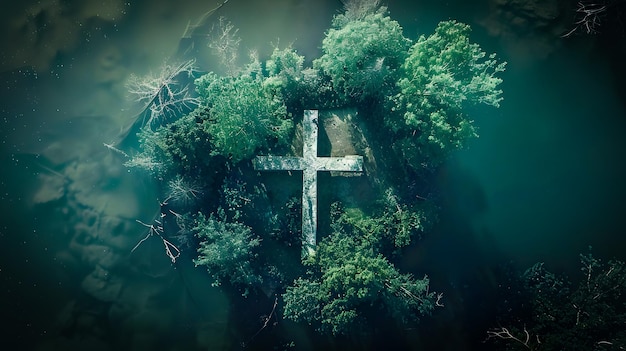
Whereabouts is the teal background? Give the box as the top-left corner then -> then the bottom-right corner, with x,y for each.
1,0 -> 625,349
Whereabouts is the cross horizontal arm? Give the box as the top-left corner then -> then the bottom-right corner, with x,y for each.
315,156 -> 363,172
253,156 -> 306,171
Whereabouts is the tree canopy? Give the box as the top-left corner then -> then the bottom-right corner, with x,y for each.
388,20 -> 506,169
123,1 -> 507,340
193,209 -> 263,292
282,203 -> 440,335
315,7 -> 411,104
195,70 -> 293,163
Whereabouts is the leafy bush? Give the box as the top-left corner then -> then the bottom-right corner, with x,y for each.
388,20 -> 506,169
314,7 -> 411,104
126,105 -> 221,179
263,47 -> 324,113
265,47 -> 305,94
195,70 -> 293,163
194,209 -> 263,291
332,189 -> 435,251
283,212 -> 439,335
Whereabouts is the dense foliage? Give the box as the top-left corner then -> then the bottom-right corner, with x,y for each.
332,189 -> 435,251
283,205 -> 439,335
122,1 -> 506,339
193,209 -> 263,291
388,20 -> 506,169
488,253 -> 626,350
195,70 -> 293,163
126,105 -> 220,179
315,7 -> 411,104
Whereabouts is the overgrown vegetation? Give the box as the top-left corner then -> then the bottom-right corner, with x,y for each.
194,209 -> 262,295
315,5 -> 410,105
195,71 -> 293,163
388,20 -> 506,169
282,202 -> 442,335
487,251 -> 626,350
119,0 -> 506,340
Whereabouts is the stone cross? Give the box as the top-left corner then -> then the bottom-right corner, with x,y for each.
253,110 -> 363,258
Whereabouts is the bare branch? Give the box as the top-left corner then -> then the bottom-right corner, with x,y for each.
163,175 -> 203,206
340,0 -> 382,20
243,295 -> 279,348
208,16 -> 241,75
126,59 -> 200,129
103,142 -> 129,158
486,326 -> 533,349
132,216 -> 181,264
562,2 -> 607,38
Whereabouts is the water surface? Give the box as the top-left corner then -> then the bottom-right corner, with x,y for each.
1,0 -> 625,350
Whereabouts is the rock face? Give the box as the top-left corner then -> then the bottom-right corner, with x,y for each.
322,110 -> 358,157
321,108 -> 393,190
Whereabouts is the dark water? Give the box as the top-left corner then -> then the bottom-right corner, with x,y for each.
1,0 -> 625,350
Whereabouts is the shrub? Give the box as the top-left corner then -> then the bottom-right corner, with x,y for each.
315,7 -> 411,104
194,209 -> 263,291
126,105 -> 220,179
195,71 -> 293,162
389,20 -> 506,169
283,212 -> 440,335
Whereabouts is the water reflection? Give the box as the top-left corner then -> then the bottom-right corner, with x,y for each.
1,0 -> 625,350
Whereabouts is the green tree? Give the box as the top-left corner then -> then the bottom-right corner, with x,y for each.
195,69 -> 293,163
314,6 -> 411,104
126,105 -> 223,180
264,47 -> 305,100
388,20 -> 506,169
194,209 -> 263,292
283,220 -> 440,335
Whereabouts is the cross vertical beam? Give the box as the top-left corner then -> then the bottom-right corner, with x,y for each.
302,109 -> 319,257
253,110 -> 363,258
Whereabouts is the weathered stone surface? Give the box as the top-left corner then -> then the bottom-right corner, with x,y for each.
254,110 -> 363,258
322,110 -> 358,156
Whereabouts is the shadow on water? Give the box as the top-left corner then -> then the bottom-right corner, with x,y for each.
391,159 -> 506,350
457,41 -> 626,270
